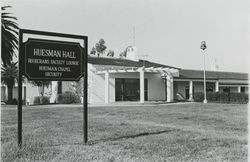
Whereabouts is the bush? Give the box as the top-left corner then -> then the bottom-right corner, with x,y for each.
218,92 -> 229,103
6,99 -> 17,105
194,92 -> 204,102
5,99 -> 27,105
59,91 -> 80,104
229,93 -> 248,104
33,96 -> 40,105
194,92 -> 248,104
33,96 -> 50,105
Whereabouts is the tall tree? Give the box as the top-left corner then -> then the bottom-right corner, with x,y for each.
1,62 -> 18,103
90,38 -> 107,57
1,6 -> 19,65
95,38 -> 107,56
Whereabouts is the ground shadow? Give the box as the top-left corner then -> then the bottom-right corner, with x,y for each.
88,128 -> 177,145
48,128 -> 177,147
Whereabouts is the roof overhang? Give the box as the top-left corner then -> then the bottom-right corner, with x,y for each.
92,65 -> 179,77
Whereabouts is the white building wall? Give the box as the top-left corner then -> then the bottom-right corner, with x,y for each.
91,72 -> 106,103
25,82 -> 41,104
89,71 -> 166,104
148,73 -> 165,101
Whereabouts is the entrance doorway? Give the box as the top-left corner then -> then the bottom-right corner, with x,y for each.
115,78 -> 148,101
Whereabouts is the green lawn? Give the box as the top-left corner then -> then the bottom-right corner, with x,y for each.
1,103 -> 248,162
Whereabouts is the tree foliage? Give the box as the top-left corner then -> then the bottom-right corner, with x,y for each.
119,49 -> 127,58
90,38 -> 107,57
1,62 -> 18,103
107,50 -> 115,57
1,6 -> 19,65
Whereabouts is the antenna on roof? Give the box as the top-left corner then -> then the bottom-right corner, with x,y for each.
133,25 -> 135,46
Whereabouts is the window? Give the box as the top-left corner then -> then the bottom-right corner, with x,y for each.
57,81 -> 62,94
222,87 -> 230,93
115,78 -> 148,101
241,87 -> 245,93
206,86 -> 214,92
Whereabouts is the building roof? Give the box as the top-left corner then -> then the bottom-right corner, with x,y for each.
88,56 -> 179,69
176,69 -> 249,80
88,57 -> 248,80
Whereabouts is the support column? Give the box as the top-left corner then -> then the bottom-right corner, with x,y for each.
105,71 -> 110,104
189,81 -> 193,101
50,81 -> 58,103
215,81 -> 219,92
167,75 -> 173,102
140,68 -> 145,103
238,86 -> 241,93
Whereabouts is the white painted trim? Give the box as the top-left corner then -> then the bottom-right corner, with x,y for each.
189,81 -> 193,101
140,68 -> 144,103
105,71 -> 110,104
174,78 -> 218,82
219,84 -> 249,87
215,81 -> 219,92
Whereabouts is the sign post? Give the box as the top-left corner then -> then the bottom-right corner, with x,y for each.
18,29 -> 88,146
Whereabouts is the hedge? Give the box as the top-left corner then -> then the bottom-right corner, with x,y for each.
194,92 -> 248,104
5,99 -> 26,105
57,91 -> 80,104
33,96 -> 50,105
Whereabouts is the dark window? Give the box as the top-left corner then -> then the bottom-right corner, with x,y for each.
223,87 -> 230,93
115,78 -> 148,101
57,81 -> 62,94
240,87 -> 245,93
206,86 -> 213,92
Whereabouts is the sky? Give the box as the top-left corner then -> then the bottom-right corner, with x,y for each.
2,0 -> 249,73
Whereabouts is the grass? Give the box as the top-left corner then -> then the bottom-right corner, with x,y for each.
1,103 -> 248,162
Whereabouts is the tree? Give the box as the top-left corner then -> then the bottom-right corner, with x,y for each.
1,62 -> 18,103
119,48 -> 128,58
107,50 -> 115,57
90,47 -> 96,55
1,6 -> 19,65
90,38 -> 107,57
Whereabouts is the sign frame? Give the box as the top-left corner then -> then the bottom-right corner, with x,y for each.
23,38 -> 84,81
18,29 -> 88,146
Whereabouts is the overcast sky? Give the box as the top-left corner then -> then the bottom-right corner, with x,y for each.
3,0 -> 249,72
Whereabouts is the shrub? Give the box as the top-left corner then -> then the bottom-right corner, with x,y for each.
59,91 -> 80,104
229,93 -> 248,104
33,96 -> 41,105
56,94 -> 62,103
40,96 -> 50,104
33,96 -> 50,105
194,92 -> 204,102
193,92 -> 248,104
6,99 -> 17,105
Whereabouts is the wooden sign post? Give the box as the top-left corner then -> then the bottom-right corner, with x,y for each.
18,29 -> 88,146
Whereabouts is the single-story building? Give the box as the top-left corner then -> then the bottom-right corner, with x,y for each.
1,47 -> 249,104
